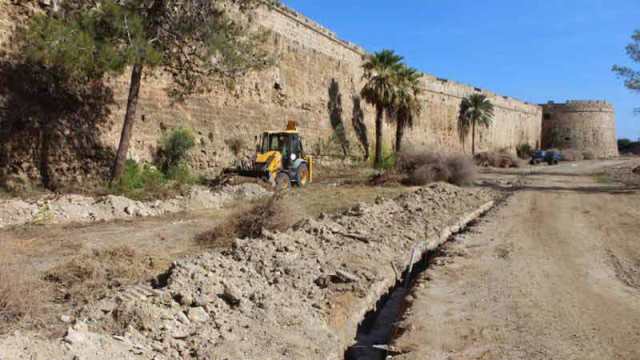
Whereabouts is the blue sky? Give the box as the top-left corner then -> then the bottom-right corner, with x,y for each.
283,0 -> 640,139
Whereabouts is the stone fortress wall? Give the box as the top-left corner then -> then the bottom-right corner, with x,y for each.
0,1 -> 617,184
106,2 -> 544,174
541,101 -> 619,158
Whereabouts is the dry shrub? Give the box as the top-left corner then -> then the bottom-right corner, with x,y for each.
582,150 -> 595,160
368,171 -> 403,186
0,266 -> 46,332
446,155 -> 477,185
44,246 -> 152,306
0,265 -> 52,334
473,151 -> 521,168
197,195 -> 300,246
560,149 -> 583,161
396,149 -> 475,186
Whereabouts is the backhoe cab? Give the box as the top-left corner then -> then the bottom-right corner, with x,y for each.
254,121 -> 313,189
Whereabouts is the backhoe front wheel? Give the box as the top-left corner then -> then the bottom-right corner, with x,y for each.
296,164 -> 309,187
275,172 -> 291,191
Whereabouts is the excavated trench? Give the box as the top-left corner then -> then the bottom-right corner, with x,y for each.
344,211 -> 493,360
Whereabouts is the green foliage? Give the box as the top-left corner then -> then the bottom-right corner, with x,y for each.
618,138 -> 640,154
361,50 -> 405,109
21,0 -> 277,182
370,143 -> 396,170
111,158 -> 198,200
112,160 -> 167,199
387,65 -> 423,152
360,50 -> 425,164
613,30 -> 640,94
361,49 -> 405,168
458,93 -> 495,154
165,163 -> 194,185
23,1 -> 161,83
156,128 -> 196,173
23,0 -> 273,98
516,144 -> 533,159
618,138 -> 633,149
459,94 -> 495,130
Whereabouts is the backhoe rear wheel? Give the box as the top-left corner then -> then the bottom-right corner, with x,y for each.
275,172 -> 291,191
296,164 -> 309,187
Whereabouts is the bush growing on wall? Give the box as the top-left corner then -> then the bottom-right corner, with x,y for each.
156,128 -> 195,174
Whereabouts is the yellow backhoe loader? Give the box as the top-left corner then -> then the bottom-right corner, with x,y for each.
241,121 -> 313,189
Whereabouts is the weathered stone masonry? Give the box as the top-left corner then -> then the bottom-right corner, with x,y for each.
0,2 -> 617,184
542,101 -> 618,158
103,3 -> 544,174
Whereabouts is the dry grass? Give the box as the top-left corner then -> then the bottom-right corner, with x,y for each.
369,172 -> 403,186
44,246 -> 155,307
197,194 -> 301,246
396,149 -> 476,186
0,265 -> 50,334
0,234 -> 168,335
474,151 -> 521,168
1,173 -> 413,336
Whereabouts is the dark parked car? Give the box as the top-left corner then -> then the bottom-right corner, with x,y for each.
530,150 -> 561,165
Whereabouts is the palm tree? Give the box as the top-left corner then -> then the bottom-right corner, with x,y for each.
388,65 -> 422,152
361,50 -> 404,168
458,93 -> 495,155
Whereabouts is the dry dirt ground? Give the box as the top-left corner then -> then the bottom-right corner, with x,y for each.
392,159 -> 640,360
0,181 -> 495,359
0,175 -> 412,337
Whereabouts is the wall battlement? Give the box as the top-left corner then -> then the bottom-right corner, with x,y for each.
269,4 -> 366,56
544,100 -> 614,113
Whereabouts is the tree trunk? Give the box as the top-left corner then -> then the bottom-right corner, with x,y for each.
39,119 -> 53,190
341,142 -> 348,160
471,119 -> 476,156
395,118 -> 405,153
111,63 -> 144,181
374,105 -> 384,168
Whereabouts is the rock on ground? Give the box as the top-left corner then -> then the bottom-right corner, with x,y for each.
0,183 -> 496,360
0,184 -> 270,229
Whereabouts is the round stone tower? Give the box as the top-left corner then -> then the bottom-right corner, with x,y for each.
541,100 -> 618,158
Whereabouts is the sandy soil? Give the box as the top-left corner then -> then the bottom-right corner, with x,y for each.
392,159 -> 640,359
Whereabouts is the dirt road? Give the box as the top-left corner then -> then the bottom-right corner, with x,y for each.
392,160 -> 640,359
